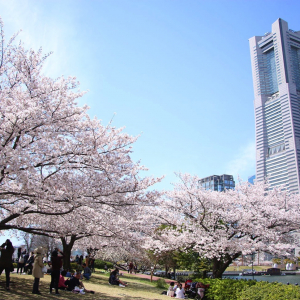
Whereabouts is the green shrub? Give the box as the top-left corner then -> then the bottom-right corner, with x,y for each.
194,278 -> 256,300
13,263 -> 17,268
192,278 -> 300,300
177,275 -> 188,283
94,259 -> 113,270
237,281 -> 300,300
70,262 -> 78,271
156,278 -> 168,289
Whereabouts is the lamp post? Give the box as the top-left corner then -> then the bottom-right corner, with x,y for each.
150,266 -> 154,282
251,253 -> 255,280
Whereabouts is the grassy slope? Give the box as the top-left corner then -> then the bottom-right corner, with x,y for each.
226,266 -> 270,272
0,271 -> 168,300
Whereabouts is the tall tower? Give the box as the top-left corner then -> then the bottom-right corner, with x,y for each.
249,19 -> 300,193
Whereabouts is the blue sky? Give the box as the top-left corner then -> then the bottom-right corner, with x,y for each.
1,0 -> 300,195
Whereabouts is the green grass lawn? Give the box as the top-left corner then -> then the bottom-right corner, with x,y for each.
0,270 -> 169,300
226,265 -> 270,272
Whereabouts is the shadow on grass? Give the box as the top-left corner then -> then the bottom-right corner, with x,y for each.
88,273 -> 166,299
0,276 -> 120,300
0,273 -> 166,300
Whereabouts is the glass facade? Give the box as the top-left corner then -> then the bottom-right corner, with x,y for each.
264,49 -> 278,95
291,46 -> 300,90
199,174 -> 235,192
256,48 -> 279,95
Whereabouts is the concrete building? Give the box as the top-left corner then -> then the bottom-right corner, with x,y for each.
198,174 -> 235,191
249,18 -> 300,193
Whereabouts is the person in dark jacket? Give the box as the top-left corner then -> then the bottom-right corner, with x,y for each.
24,252 -> 34,274
83,263 -> 91,280
109,269 -> 127,287
49,248 -> 64,295
65,272 -> 94,293
0,239 -> 14,290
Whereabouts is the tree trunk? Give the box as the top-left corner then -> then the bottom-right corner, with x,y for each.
61,235 -> 77,270
165,265 -> 169,278
212,253 -> 241,278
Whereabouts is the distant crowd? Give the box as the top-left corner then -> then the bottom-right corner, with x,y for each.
0,239 -> 95,295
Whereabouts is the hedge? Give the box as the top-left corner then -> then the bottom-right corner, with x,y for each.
237,281 -> 300,300
94,259 -> 113,270
193,278 -> 300,300
194,278 -> 256,300
68,260 -> 113,271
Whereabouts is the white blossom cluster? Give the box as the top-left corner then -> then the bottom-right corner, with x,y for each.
144,173 -> 300,277
0,19 -> 162,262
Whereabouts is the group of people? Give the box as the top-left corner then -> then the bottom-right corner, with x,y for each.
32,247 -> 94,295
0,239 -> 207,298
16,247 -> 35,275
0,239 -> 94,295
74,254 -> 95,273
166,279 -> 209,299
167,281 -> 185,298
127,261 -> 137,274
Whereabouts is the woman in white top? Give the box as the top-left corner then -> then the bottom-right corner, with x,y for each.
175,283 -> 185,299
167,282 -> 175,296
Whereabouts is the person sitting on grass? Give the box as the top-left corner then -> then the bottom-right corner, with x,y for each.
65,269 -> 71,278
65,272 -> 94,294
184,278 -> 192,291
45,262 -> 52,275
175,283 -> 185,299
196,282 -> 210,299
109,269 -> 127,287
58,270 -> 68,290
76,269 -> 83,279
104,264 -> 108,272
82,263 -> 91,280
167,282 -> 175,297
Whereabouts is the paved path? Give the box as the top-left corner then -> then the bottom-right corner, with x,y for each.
121,272 -> 176,284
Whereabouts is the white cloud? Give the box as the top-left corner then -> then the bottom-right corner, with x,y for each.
225,140 -> 256,182
0,0 -> 75,78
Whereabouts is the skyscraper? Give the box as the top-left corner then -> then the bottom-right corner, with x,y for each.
249,18 -> 300,193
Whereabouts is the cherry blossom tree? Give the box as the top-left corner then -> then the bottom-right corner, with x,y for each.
41,198 -> 158,269
146,173 -> 300,278
0,18 -> 162,249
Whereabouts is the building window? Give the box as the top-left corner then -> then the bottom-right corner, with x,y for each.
268,143 -> 285,156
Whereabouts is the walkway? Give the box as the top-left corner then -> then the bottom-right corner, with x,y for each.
121,271 -> 176,284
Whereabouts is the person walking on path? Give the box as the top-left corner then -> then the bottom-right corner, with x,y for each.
17,247 -> 26,274
129,262 -> 134,274
50,248 -> 64,295
32,246 -> 44,295
0,239 -> 14,290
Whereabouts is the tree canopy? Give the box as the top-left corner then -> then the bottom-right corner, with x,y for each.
146,173 -> 300,277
